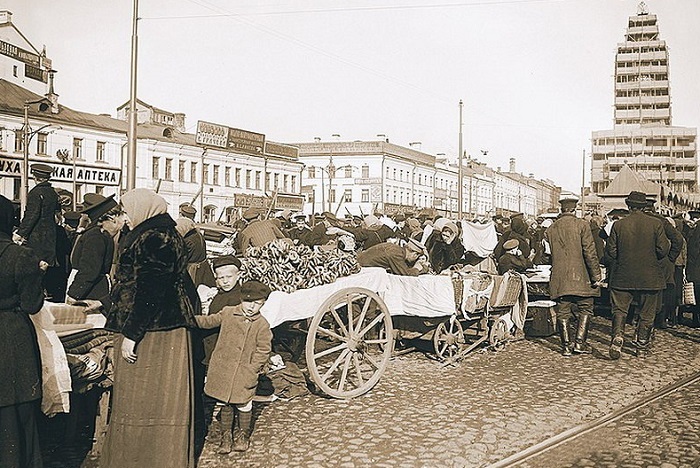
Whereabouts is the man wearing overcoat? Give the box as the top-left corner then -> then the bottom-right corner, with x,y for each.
604,191 -> 670,359
545,195 -> 602,356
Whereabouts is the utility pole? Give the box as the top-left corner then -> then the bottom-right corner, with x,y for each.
581,149 -> 586,216
458,99 -> 464,220
126,0 -> 139,191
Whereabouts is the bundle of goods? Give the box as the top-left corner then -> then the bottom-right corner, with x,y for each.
451,271 -> 493,316
240,239 -> 360,293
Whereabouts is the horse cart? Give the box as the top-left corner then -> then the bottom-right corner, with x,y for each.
260,268 -> 527,399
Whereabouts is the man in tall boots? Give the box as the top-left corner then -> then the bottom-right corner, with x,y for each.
545,195 -> 603,356
604,191 -> 670,359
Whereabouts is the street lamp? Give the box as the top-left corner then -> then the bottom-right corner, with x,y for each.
21,98 -> 52,214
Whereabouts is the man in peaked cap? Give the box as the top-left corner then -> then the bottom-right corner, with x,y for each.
604,191 -> 670,359
236,208 -> 287,252
15,163 -> 60,271
545,193 -> 602,356
180,203 -> 197,221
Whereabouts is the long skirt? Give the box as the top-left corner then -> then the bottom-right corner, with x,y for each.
0,400 -> 43,468
101,328 -> 194,468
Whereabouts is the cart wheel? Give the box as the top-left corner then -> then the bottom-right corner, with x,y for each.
433,316 -> 465,361
488,315 -> 510,351
306,287 -> 393,398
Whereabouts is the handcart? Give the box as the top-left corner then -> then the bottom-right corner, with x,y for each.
260,268 -> 527,399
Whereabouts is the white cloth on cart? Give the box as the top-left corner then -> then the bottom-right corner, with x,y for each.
383,274 -> 455,318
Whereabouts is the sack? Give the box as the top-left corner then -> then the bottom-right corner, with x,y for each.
683,281 -> 696,306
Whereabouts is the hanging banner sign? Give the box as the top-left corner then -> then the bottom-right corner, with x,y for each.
0,39 -> 41,66
228,128 -> 265,156
265,142 -> 299,160
195,121 -> 228,149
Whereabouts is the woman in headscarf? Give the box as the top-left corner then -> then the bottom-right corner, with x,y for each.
102,189 -> 199,468
428,221 -> 466,273
0,195 -> 45,468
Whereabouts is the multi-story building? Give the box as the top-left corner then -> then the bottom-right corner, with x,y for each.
591,3 -> 697,195
0,11 -> 53,96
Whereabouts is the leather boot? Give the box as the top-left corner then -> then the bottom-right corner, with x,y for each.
233,410 -> 252,452
609,313 -> 625,360
636,323 -> 653,358
217,405 -> 234,454
557,318 -> 572,357
572,314 -> 592,354
217,430 -> 233,454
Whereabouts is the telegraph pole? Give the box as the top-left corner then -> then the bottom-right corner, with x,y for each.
458,99 -> 464,220
126,0 -> 139,191
581,149 -> 586,216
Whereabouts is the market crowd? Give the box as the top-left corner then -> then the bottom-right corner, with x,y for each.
2,163 -> 700,467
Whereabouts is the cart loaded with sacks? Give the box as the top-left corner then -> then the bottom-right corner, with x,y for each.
259,267 -> 528,399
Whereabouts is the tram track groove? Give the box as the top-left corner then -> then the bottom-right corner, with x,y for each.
488,369 -> 700,467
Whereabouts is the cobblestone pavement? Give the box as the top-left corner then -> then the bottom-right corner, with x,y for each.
520,374 -> 700,468
42,316 -> 700,467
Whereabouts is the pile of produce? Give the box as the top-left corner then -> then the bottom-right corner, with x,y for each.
240,239 -> 360,293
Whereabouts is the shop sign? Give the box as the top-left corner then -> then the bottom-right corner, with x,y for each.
382,203 -> 417,215
434,188 -> 447,198
0,156 -> 121,186
228,128 -> 265,156
233,193 -> 270,209
354,177 -> 382,185
275,194 -> 304,211
0,39 -> 40,66
370,184 -> 382,203
25,64 -> 46,83
265,142 -> 299,160
195,121 -> 228,149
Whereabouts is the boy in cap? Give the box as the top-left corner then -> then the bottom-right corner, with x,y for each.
497,238 -> 532,275
195,280 -> 273,454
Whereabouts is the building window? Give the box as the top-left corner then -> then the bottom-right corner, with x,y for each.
213,165 -> 219,185
190,162 -> 197,183
329,189 -> 336,204
265,172 -> 270,191
235,168 -> 241,187
362,165 -> 369,178
255,171 -> 261,190
283,174 -> 289,192
344,166 -> 352,178
273,173 -> 279,190
308,167 -> 316,178
13,130 -> 23,153
246,170 -> 251,189
203,164 -> 210,184
152,156 -> 160,179
344,189 -> 352,202
291,175 -> 296,192
73,138 -> 83,159
224,167 -> 231,186
13,65 -> 18,77
179,161 -> 185,182
393,168 -> 396,180
96,141 -> 105,161
361,189 -> 369,203
165,158 -> 172,180
37,132 -> 48,155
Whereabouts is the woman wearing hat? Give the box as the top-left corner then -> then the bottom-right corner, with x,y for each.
66,194 -> 124,312
0,195 -> 45,467
102,189 -> 199,468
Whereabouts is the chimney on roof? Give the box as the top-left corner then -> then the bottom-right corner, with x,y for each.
409,141 -> 422,150
45,70 -> 59,114
509,158 -> 516,173
0,11 -> 12,25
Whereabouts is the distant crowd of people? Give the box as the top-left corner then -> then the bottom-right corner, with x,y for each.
3,162 -> 700,467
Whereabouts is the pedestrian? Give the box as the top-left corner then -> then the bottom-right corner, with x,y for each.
14,163 -> 60,281
102,188 -> 199,468
195,280 -> 273,454
236,208 -> 287,252
175,214 -> 215,287
545,195 -> 603,356
604,191 -> 670,359
496,238 -> 533,275
180,202 -> 197,221
358,238 -> 431,276
0,194 -> 45,468
428,221 -> 466,273
66,194 -> 124,313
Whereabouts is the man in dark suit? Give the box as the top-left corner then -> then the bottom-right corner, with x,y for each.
604,191 -> 670,359
14,163 -> 60,280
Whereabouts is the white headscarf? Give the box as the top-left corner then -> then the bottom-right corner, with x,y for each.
121,188 -> 168,228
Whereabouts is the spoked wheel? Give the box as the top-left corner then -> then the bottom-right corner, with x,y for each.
306,287 -> 393,398
488,315 -> 510,351
433,316 -> 465,361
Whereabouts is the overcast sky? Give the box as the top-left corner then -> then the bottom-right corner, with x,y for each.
6,0 -> 699,191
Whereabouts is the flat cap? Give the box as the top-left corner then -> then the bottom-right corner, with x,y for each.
81,194 -> 118,221
179,203 -> 197,217
503,238 -> 519,250
211,255 -> 241,270
321,211 -> 338,223
558,194 -> 579,204
243,208 -> 261,221
240,280 -> 272,302
30,163 -> 53,178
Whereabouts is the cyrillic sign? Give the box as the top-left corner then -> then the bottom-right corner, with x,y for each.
0,157 -> 121,186
265,142 -> 299,160
0,39 -> 41,66
195,121 -> 228,149
195,121 -> 266,156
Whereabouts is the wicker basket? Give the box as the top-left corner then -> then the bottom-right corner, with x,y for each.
489,274 -> 523,308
